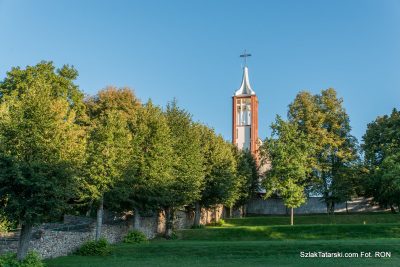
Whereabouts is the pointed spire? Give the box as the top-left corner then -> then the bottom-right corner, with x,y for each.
235,66 -> 255,96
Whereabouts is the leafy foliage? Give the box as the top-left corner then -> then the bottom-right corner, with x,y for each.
123,230 -> 148,244
0,252 -> 44,267
75,238 -> 112,256
362,108 -> 400,168
163,100 -> 204,209
0,212 -> 15,233
234,149 -> 259,206
287,89 -> 358,211
366,152 -> 400,210
124,100 -> 174,212
198,125 -> 239,208
0,61 -> 86,260
362,109 -> 400,211
262,117 -> 314,209
208,219 -> 225,227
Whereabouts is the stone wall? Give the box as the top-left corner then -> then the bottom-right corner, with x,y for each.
0,205 -> 225,259
246,197 -> 389,215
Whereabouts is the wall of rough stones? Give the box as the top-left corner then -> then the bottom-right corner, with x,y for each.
0,205 -> 225,259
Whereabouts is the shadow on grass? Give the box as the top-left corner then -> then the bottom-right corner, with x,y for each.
180,224 -> 400,241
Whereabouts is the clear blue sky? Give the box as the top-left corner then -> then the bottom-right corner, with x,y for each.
1,0 -> 400,143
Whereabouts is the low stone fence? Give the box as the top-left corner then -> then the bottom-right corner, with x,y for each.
0,205 -> 225,259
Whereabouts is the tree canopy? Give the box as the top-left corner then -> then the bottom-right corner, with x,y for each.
261,116 -> 314,224
287,88 -> 358,212
0,61 -> 86,259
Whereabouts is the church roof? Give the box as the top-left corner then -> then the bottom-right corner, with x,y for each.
234,66 -> 256,96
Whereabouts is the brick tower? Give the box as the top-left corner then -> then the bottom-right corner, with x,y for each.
232,66 -> 259,158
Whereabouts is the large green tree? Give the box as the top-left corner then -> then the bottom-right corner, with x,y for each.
193,125 -> 239,226
233,149 -> 259,211
162,101 -> 204,237
362,108 -> 400,168
362,108 -> 400,212
83,87 -> 137,240
369,152 -> 400,212
0,62 -> 86,260
288,88 -> 358,213
115,101 -> 174,232
262,116 -> 314,225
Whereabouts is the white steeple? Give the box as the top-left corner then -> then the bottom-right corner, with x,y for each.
234,66 -> 256,96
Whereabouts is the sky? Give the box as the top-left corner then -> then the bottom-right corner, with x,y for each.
1,0 -> 400,143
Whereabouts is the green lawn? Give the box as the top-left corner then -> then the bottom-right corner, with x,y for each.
179,223 -> 400,241
46,213 -> 400,267
225,213 -> 400,226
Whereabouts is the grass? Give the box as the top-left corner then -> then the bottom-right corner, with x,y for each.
225,213 -> 400,226
45,213 -> 400,267
179,223 -> 400,241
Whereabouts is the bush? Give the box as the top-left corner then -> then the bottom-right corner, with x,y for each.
75,238 -> 112,256
191,224 -> 205,229
123,230 -> 148,244
0,215 -> 14,233
208,219 -> 225,227
0,251 -> 44,267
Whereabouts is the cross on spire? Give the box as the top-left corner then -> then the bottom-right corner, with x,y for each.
240,50 -> 252,66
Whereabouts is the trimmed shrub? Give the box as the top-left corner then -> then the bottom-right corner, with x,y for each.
0,251 -> 44,267
123,230 -> 148,244
75,238 -> 112,256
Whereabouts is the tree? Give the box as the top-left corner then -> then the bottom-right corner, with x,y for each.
0,62 -> 85,260
288,89 -> 358,213
368,152 -> 400,212
117,100 -> 174,231
83,87 -> 136,240
193,125 -> 239,226
233,149 -> 259,212
362,108 -> 400,168
262,116 -> 314,225
162,101 -> 204,237
362,109 -> 400,211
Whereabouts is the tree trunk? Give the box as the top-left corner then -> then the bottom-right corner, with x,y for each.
345,201 -> 348,213
390,205 -> 397,214
327,201 -> 335,215
17,223 -> 33,261
165,207 -> 174,238
133,207 -> 141,229
290,208 -> 294,226
86,199 -> 93,217
193,202 -> 201,227
95,196 -> 104,241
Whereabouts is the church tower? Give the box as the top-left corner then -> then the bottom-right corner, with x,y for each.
232,66 -> 259,158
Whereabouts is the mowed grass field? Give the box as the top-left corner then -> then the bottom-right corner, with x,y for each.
46,213 -> 400,267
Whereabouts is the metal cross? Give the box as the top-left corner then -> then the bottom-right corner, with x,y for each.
240,50 -> 252,66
